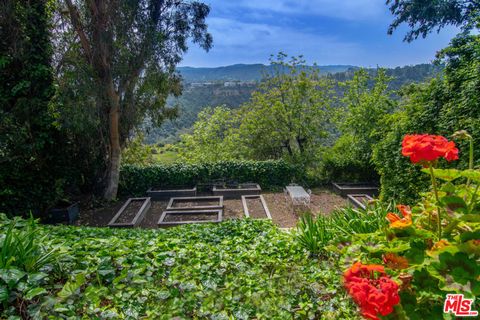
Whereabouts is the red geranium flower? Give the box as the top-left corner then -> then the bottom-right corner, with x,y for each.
402,134 -> 459,165
344,262 -> 400,320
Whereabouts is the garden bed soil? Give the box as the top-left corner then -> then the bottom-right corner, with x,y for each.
115,200 -> 143,223
76,188 -> 348,229
108,197 -> 151,227
212,183 -> 261,199
167,196 -> 223,210
163,211 -> 219,222
245,197 -> 269,219
171,199 -> 218,207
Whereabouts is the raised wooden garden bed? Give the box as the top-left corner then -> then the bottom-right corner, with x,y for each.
46,202 -> 79,224
158,209 -> 223,227
347,194 -> 374,210
146,187 -> 197,200
241,195 -> 272,219
108,197 -> 151,227
166,196 -> 224,211
213,183 -> 261,199
332,182 -> 378,196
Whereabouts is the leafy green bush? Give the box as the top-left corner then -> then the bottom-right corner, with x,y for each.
119,160 -> 302,195
0,216 -> 358,319
321,135 -> 379,183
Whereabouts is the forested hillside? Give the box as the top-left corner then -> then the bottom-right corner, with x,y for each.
177,63 -> 355,82
145,63 -> 443,144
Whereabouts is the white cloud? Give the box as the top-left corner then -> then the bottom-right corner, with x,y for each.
182,17 -> 362,66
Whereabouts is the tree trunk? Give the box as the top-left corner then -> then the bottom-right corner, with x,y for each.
103,84 -> 121,201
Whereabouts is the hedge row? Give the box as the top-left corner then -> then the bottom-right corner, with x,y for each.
119,160 -> 302,196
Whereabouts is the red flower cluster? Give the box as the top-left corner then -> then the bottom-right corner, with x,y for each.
402,134 -> 459,165
344,262 -> 400,320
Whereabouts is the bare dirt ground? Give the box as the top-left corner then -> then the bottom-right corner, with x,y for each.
76,188 -> 348,229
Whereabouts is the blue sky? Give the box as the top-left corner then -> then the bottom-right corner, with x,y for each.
181,0 -> 458,68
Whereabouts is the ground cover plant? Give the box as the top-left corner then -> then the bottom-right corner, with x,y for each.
0,216 -> 358,319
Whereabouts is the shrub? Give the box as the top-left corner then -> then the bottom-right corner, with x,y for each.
119,160 -> 302,196
321,135 -> 379,183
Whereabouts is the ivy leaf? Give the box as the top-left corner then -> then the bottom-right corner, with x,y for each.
57,273 -> 85,300
0,268 -> 26,288
24,287 -> 46,300
0,286 -> 8,302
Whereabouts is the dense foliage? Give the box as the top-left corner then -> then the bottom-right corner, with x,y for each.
373,33 -> 480,203
321,69 -> 395,183
119,160 -> 301,195
0,217 -> 358,319
0,0 -> 67,215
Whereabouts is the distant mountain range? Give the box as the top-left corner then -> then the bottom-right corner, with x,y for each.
177,64 -> 357,82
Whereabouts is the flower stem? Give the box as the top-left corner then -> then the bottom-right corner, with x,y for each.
429,164 -> 442,239
466,137 -> 474,187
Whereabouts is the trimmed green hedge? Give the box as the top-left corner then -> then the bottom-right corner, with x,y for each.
119,160 -> 301,196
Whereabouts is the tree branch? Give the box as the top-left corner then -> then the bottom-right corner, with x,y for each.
65,0 -> 93,64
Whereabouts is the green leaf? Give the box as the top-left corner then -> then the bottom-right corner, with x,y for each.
57,273 -> 85,300
0,268 -> 26,288
422,168 -> 462,181
440,195 -> 468,213
0,286 -> 8,302
461,169 -> 480,183
24,287 -> 46,300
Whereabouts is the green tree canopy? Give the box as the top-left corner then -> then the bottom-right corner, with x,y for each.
387,0 -> 480,42
57,0 -> 212,199
238,54 -> 334,165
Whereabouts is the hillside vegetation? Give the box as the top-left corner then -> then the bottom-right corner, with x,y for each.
145,63 -> 442,144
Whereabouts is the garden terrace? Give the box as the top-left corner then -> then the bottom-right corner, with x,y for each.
77,188 -> 348,229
